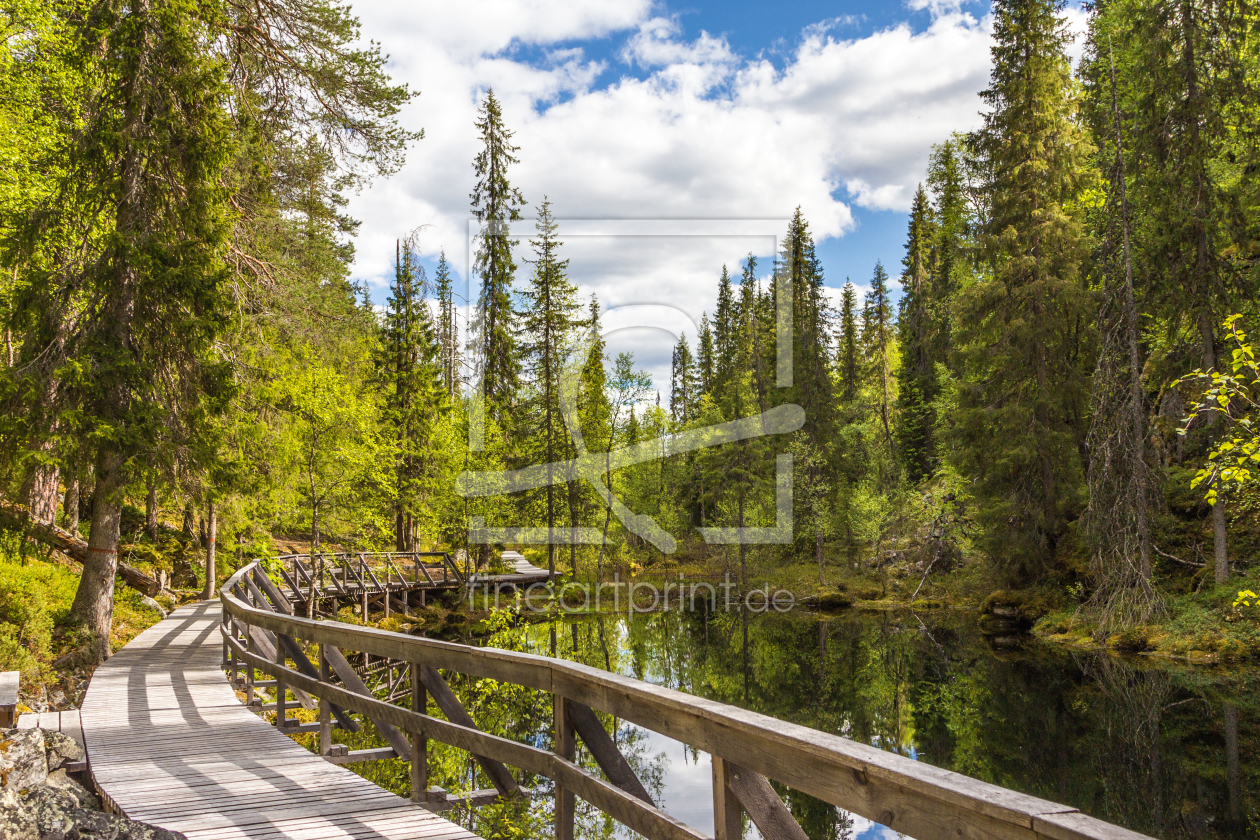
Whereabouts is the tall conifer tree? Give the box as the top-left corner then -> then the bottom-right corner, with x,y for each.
470,89 -> 525,433
863,262 -> 895,454
897,186 -> 939,481
838,283 -> 859,403
954,0 -> 1094,573
519,200 -> 580,580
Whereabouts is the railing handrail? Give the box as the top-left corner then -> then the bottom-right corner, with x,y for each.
220,560 -> 1151,840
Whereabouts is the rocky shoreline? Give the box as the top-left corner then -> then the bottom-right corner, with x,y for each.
1,727 -> 184,840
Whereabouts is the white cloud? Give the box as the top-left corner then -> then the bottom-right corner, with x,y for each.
344,1 -> 999,385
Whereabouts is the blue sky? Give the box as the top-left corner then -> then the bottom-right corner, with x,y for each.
342,0 -> 1084,384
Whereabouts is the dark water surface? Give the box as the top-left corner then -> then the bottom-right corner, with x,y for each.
479,606 -> 1258,840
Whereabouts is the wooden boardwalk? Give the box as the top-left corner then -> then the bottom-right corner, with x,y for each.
80,601 -> 479,840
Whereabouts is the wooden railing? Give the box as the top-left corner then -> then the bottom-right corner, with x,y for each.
265,552 -> 468,619
221,561 -> 1151,840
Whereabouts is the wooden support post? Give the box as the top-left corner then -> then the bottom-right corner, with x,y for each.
725,763 -> 809,840
275,641 -> 286,730
418,665 -> 519,796
245,628 -> 256,705
362,590 -> 369,621
554,695 -> 575,840
712,755 -> 742,840
410,662 -> 428,804
319,645 -> 332,756
568,701 -> 653,803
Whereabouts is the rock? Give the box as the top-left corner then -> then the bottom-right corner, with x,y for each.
814,591 -> 853,610
1,787 -> 38,840
42,735 -> 82,774
1,730 -> 47,792
22,785 -> 185,840
40,774 -> 97,813
137,597 -> 167,619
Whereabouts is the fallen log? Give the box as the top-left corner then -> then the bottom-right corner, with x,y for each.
0,499 -> 161,595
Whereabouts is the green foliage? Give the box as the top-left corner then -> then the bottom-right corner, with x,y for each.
1179,315 -> 1260,503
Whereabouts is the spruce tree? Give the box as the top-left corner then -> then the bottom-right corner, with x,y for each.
519,199 -> 580,580
1085,0 -> 1256,582
897,186 -> 939,482
696,313 -> 716,396
838,283 -> 859,402
954,0 -> 1094,573
433,251 -> 461,401
470,89 -> 525,433
670,333 -> 698,424
378,238 -> 445,551
862,262 -> 895,454
780,208 -> 834,440
714,265 -> 737,390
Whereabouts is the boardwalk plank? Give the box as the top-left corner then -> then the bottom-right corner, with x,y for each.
82,601 -> 479,840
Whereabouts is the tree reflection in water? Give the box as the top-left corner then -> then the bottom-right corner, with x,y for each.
341,607 -> 1259,840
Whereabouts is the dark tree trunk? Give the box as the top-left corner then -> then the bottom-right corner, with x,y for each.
70,450 -> 124,663
24,459 -> 60,526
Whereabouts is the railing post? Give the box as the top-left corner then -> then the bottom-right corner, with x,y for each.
712,755 -> 742,840
409,662 -> 428,804
245,627 -> 256,706
275,639 -> 287,730
319,644 -> 332,755
554,694 -> 574,840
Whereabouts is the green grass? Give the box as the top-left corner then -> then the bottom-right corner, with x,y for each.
0,528 -> 167,693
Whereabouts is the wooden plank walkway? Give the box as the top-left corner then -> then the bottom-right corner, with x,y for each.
80,601 -> 480,840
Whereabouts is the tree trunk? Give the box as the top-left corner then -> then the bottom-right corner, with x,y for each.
69,450 -> 124,664
817,531 -> 824,586
24,459 -> 60,526
145,478 -> 158,538
201,500 -> 217,600
63,479 -> 79,533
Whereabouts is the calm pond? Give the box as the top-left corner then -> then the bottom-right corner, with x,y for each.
466,605 -> 1256,840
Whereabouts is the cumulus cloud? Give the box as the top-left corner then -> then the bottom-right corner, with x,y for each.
343,0 -> 1003,385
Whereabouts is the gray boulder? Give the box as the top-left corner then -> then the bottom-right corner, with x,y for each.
40,737 -> 81,775
0,788 -> 37,840
39,775 -> 97,814
1,731 -> 46,792
23,786 -> 184,840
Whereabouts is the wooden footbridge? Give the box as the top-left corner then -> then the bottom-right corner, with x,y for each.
268,551 -> 550,621
78,558 -> 1154,840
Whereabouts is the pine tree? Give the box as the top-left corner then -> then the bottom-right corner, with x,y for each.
862,262 -> 895,454
519,199 -> 581,580
897,186 -> 939,482
954,0 -> 1094,573
5,0 -> 242,660
470,89 -> 525,433
838,283 -> 859,402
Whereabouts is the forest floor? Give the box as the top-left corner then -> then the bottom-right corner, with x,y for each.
0,531 -> 175,711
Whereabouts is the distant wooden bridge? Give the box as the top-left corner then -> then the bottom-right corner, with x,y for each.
268,551 -> 550,621
78,558 -> 1155,840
